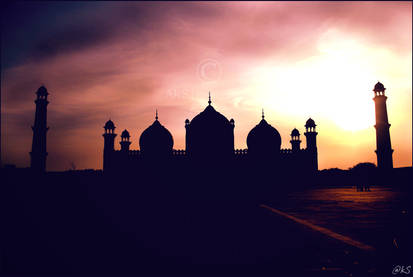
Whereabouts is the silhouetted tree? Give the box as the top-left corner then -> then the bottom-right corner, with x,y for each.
350,162 -> 376,172
350,162 -> 377,189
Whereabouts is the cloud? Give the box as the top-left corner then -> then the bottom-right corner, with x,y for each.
1,2 -> 411,170
32,23 -> 113,61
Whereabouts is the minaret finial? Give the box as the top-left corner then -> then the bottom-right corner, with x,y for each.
208,91 -> 211,105
155,109 -> 158,120
262,108 -> 264,119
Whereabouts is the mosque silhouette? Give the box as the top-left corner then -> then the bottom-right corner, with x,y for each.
102,93 -> 319,175
29,82 -> 394,180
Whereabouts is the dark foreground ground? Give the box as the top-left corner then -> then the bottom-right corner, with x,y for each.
1,168 -> 411,277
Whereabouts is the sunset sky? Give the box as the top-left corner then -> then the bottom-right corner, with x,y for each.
1,1 -> 411,171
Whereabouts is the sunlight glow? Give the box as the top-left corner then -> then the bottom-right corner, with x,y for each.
249,29 -> 383,132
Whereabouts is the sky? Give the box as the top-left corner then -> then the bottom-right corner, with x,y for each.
1,1 -> 411,171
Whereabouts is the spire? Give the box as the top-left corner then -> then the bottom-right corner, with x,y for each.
262,108 -> 264,119
208,91 -> 211,105
155,109 -> 158,120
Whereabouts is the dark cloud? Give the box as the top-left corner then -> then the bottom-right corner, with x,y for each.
3,2 -> 410,68
32,23 -> 113,61
22,3 -> 209,62
1,1 -> 99,68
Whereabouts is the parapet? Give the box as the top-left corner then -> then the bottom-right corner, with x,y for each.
128,150 -> 141,156
172,149 -> 186,156
234,149 -> 248,155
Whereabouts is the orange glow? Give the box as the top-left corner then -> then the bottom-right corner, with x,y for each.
1,2 -> 411,171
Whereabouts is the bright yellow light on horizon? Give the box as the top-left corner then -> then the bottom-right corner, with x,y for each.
250,29 -> 388,132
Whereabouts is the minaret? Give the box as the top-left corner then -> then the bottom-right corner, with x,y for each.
373,82 -> 393,169
120,129 -> 131,152
290,128 -> 301,153
30,86 -> 49,172
304,118 -> 318,171
103,119 -> 117,171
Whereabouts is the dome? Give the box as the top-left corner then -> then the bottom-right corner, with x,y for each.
247,118 -> 281,155
139,119 -> 173,155
291,128 -> 300,137
104,119 -> 115,130
36,86 -> 48,96
121,129 -> 130,138
305,118 -> 316,128
185,97 -> 234,158
190,105 -> 231,129
373,82 -> 385,92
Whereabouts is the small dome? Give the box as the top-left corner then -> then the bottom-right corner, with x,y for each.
121,129 -> 130,138
36,86 -> 49,96
139,119 -> 173,155
247,118 -> 281,155
373,82 -> 385,92
104,119 -> 115,130
305,118 -> 316,128
230,118 -> 235,124
185,119 -> 190,124
291,128 -> 300,137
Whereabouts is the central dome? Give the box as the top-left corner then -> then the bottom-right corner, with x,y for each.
247,117 -> 281,157
190,105 -> 231,129
139,117 -> 173,157
185,95 -> 234,159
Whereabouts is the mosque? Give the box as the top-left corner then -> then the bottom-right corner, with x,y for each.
28,82 -> 393,176
102,94 -> 319,174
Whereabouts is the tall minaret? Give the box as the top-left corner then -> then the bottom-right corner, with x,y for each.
103,119 -> 117,171
30,86 -> 49,172
373,82 -> 393,169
